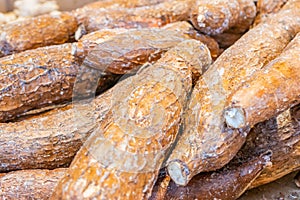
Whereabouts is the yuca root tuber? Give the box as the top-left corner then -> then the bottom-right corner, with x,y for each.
0,89 -> 112,172
151,156 -> 270,200
190,0 -> 256,35
75,22 -> 218,75
0,43 -> 78,122
166,0 -> 300,186
74,0 -> 166,13
254,0 -> 288,25
224,32 -> 300,129
0,168 -> 66,200
50,40 -> 212,200
0,43 -> 118,122
75,0 -> 193,32
72,28 -> 128,60
248,104 -> 300,188
0,12 -> 77,57
74,22 -> 220,66
151,104 -> 300,199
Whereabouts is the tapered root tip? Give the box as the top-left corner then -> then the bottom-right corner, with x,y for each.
167,161 -> 190,186
224,107 -> 246,129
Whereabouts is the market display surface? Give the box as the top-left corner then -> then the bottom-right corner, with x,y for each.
0,0 -> 299,199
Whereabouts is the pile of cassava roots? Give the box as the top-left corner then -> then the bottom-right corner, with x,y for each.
0,0 -> 300,199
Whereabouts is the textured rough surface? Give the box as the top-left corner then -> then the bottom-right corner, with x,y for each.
225,33 -> 300,129
75,0 -> 193,32
0,43 -> 79,122
74,22 -> 220,67
151,157 -> 269,200
50,40 -> 212,200
0,89 -> 112,172
163,22 -> 220,60
254,0 -> 288,25
0,12 -> 77,57
190,0 -> 256,35
0,43 -> 117,122
241,171 -> 300,200
166,0 -> 300,186
248,105 -> 300,188
151,105 -> 300,199
73,28 -> 129,60
74,0 -> 166,13
0,168 -> 66,200
78,24 -> 216,75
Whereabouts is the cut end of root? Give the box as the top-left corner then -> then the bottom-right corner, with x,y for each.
167,161 -> 190,186
224,107 -> 246,129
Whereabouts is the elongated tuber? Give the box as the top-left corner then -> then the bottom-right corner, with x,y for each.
77,23 -> 217,75
224,32 -> 300,129
0,12 -> 77,57
74,22 -> 220,66
75,0 -> 193,32
2,24 -> 211,122
0,43 -> 79,122
0,89 -> 112,172
152,156 -> 270,200
151,104 -> 300,199
0,43 -> 119,122
190,0 -> 256,35
0,168 -> 66,200
166,0 -> 300,186
74,0 -> 166,13
50,40 -> 212,199
248,105 -> 300,188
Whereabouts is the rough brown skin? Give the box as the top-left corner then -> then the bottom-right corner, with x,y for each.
74,0 -> 166,12
0,168 -> 67,200
0,43 -> 79,122
248,105 -> 300,188
73,22 -> 220,67
50,40 -> 212,200
163,22 -> 220,60
74,0 -> 193,32
166,0 -> 300,186
0,88 -> 113,172
75,22 -> 219,75
72,28 -> 129,60
151,157 -> 269,200
0,43 -> 118,122
254,0 -> 288,25
151,105 -> 300,199
224,32 -> 300,129
190,0 -> 256,35
0,12 -> 77,57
